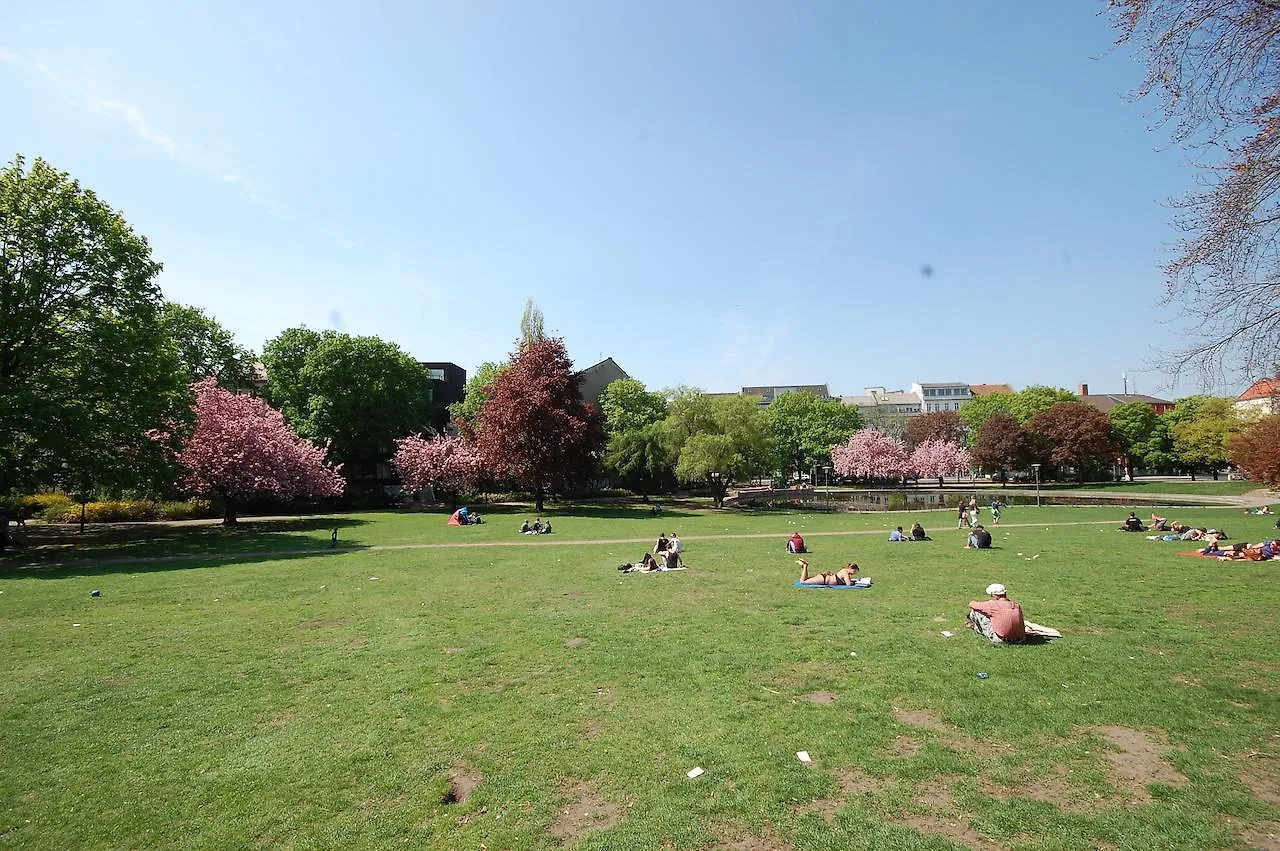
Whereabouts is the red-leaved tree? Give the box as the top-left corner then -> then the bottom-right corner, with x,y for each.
177,378 -> 344,525
392,433 -> 485,507
971,413 -> 1033,486
832,429 -> 911,482
910,439 -> 972,487
903,411 -> 966,451
1227,415 -> 1280,487
473,338 -> 605,511
1027,402 -> 1118,484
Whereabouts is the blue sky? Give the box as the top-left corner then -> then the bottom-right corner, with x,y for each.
2,1 -> 1220,399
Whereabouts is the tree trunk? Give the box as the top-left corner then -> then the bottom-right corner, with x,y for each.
79,500 -> 87,534
535,484 -> 545,513
937,476 -> 943,488
222,494 -> 239,526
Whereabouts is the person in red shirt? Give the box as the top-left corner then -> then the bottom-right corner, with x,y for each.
967,583 -> 1026,644
787,532 -> 806,554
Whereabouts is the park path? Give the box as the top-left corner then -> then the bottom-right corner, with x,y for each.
3,517 -> 1139,572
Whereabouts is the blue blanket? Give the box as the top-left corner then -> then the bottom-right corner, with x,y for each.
793,581 -> 871,590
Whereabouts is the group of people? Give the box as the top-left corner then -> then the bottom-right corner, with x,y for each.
957,497 -> 1004,529
519,517 -> 552,535
447,506 -> 483,525
1197,534 -> 1280,560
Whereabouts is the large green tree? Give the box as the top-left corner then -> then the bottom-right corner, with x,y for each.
958,393 -> 1017,446
599,378 -> 668,436
668,393 -> 769,506
261,328 -> 433,469
1168,396 -> 1240,479
1109,402 -> 1175,480
761,391 -> 862,480
159,302 -> 257,389
0,155 -> 189,498
1010,386 -> 1078,423
448,361 -> 508,432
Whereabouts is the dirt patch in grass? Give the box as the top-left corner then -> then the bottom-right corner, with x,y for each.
441,764 -> 482,805
345,637 -> 367,649
441,646 -> 464,654
892,707 -> 949,732
564,637 -> 586,648
797,768 -> 883,824
898,812 -> 1004,849
580,720 -> 602,741
299,618 -> 347,629
1094,726 -> 1187,802
805,691 -> 836,705
709,828 -> 793,850
547,780 -> 622,843
887,737 -> 923,758
1240,755 -> 1280,806
979,764 -> 1093,814
1240,821 -> 1280,850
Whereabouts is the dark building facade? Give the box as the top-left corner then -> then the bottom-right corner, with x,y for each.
420,362 -> 467,429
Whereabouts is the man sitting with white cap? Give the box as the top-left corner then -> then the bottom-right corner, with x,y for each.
967,583 -> 1026,644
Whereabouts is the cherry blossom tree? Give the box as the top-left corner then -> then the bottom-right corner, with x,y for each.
176,378 -> 344,525
392,433 -> 485,507
831,429 -> 911,483
910,439 -> 973,487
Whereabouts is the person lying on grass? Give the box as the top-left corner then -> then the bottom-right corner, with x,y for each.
967,583 -> 1026,644
795,558 -> 860,586
1148,524 -> 1207,541
1150,513 -> 1170,531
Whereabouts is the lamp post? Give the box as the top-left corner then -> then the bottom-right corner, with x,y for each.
1031,463 -> 1041,508
823,465 -> 832,504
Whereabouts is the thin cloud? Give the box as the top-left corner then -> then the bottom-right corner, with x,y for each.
1,48 -> 264,206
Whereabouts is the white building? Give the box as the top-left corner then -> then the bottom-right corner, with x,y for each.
912,381 -> 972,413
841,387 -> 923,417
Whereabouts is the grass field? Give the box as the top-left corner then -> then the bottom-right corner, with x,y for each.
2,504 -> 1278,849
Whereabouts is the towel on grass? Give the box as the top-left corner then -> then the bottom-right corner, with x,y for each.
793,578 -> 872,590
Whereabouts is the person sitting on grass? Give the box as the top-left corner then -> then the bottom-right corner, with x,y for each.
795,558 -> 860,586
667,532 -> 684,567
965,525 -> 993,549
787,532 -> 806,554
520,519 -> 531,534
888,526 -> 909,542
967,582 -> 1026,644
911,522 -> 930,541
654,533 -> 669,556
1121,512 -> 1145,532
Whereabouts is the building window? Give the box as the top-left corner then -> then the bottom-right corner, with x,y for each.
429,369 -> 445,381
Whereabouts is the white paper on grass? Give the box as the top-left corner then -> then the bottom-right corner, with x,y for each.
687,767 -> 704,779
796,751 -> 812,763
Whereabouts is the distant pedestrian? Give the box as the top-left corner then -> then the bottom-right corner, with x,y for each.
957,503 -> 970,529
990,499 -> 1002,524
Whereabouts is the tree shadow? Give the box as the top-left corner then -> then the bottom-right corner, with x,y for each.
0,516 -> 370,577
2,545 -> 365,580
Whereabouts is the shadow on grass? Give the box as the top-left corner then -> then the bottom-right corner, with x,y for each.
405,504 -> 701,521
3,546 -> 366,580
0,517 -> 371,577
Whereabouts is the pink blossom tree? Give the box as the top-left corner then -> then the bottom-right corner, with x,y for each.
176,378 -> 344,525
392,433 -> 485,507
831,429 -> 911,482
911,439 -> 973,487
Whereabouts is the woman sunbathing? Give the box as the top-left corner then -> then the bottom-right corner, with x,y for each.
796,558 -> 860,586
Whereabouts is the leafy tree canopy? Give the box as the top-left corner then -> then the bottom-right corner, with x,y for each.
761,391 -> 862,478
0,155 -> 188,497
599,378 -> 668,436
958,393 -> 1016,446
159,302 -> 257,390
448,361 -> 509,431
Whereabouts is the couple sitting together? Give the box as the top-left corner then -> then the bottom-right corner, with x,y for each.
889,523 -> 930,542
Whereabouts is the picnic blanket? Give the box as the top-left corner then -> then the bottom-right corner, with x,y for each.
793,578 -> 872,590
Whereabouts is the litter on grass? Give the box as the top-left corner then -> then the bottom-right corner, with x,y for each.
941,630 -> 955,638
796,751 -> 812,764
687,767 -> 704,779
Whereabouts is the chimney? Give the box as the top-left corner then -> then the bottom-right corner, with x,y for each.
1078,383 -> 1089,396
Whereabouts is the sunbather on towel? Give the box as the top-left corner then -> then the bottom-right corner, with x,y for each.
795,558 -> 860,586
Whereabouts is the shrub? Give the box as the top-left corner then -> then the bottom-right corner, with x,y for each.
887,493 -> 907,511
155,499 -> 215,520
46,500 -> 156,524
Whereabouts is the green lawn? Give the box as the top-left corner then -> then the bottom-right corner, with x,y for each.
2,505 -> 1278,849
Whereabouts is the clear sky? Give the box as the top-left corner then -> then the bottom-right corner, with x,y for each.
1,1 -> 1224,400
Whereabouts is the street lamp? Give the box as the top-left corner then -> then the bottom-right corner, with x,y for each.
823,465 -> 832,503
1031,463 -> 1041,508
